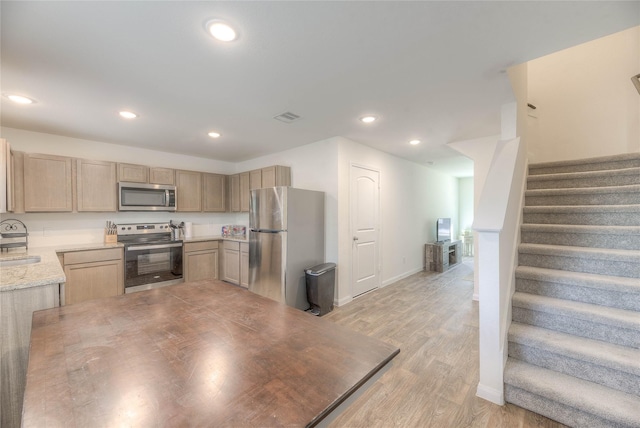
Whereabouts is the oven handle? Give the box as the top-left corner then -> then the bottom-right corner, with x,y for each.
126,243 -> 183,252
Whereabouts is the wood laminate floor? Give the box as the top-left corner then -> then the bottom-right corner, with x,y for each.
325,259 -> 567,428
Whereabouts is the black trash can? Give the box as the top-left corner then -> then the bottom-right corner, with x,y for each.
305,262 -> 336,316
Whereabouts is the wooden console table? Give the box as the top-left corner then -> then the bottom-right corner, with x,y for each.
425,240 -> 462,272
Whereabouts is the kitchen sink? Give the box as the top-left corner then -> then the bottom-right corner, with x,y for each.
0,256 -> 41,267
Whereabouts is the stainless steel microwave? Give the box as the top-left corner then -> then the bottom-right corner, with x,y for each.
118,182 -> 177,211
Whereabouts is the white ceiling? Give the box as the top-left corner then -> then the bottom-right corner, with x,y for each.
1,2 -> 638,177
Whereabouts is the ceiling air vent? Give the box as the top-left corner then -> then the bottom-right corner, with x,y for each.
274,112 -> 301,123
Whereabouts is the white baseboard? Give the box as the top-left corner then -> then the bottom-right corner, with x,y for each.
476,383 -> 504,405
381,267 -> 423,288
335,295 -> 353,307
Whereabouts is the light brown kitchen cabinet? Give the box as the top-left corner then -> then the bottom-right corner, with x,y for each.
60,247 -> 123,306
240,242 -> 249,288
261,165 -> 291,188
184,241 -> 219,282
222,241 -> 240,285
117,163 -> 148,183
250,169 -> 262,190
149,167 -> 175,185
240,172 -> 250,212
228,174 -> 240,212
176,170 -> 202,212
76,159 -> 117,212
23,153 -> 73,212
203,173 -> 226,212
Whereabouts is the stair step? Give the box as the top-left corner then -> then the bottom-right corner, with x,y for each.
511,292 -> 640,348
508,323 -> 640,395
504,359 -> 640,428
525,184 -> 640,206
528,152 -> 640,176
515,266 -> 640,311
520,224 -> 640,250
523,204 -> 640,226
518,243 -> 640,278
527,167 -> 640,190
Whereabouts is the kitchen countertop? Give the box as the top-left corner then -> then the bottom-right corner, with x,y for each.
0,243 -> 123,292
22,279 -> 399,427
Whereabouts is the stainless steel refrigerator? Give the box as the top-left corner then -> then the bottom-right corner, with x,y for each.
249,187 -> 325,310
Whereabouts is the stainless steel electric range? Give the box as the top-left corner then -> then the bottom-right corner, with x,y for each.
117,222 -> 183,293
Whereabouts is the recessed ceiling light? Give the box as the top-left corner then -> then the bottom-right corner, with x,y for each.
6,94 -> 34,104
206,20 -> 237,42
119,111 -> 137,119
360,116 -> 377,123
207,131 -> 221,138
409,139 -> 421,145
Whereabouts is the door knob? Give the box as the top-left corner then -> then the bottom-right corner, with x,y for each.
353,236 -> 359,241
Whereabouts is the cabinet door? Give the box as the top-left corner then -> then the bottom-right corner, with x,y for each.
76,159 -> 117,212
176,170 -> 202,212
23,153 -> 72,212
240,172 -> 250,212
240,243 -> 249,288
149,167 -> 175,185
64,259 -> 123,305
185,249 -> 218,282
228,174 -> 240,212
261,165 -> 291,188
203,173 -> 226,212
118,163 -> 148,183
223,249 -> 240,284
250,169 -> 262,190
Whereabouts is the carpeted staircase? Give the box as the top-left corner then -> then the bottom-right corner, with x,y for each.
504,152 -> 640,428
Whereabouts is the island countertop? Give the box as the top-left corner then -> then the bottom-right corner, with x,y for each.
22,279 -> 399,427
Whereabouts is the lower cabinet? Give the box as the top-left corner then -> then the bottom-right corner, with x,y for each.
240,242 -> 249,288
184,241 -> 219,282
221,241 -> 249,288
60,247 -> 123,305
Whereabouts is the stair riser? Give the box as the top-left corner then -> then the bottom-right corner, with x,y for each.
515,278 -> 640,311
527,174 -> 640,190
505,385 -> 632,428
525,192 -> 640,206
518,253 -> 640,278
523,212 -> 640,226
520,231 -> 640,250
508,343 -> 640,396
511,307 -> 640,348
529,158 -> 640,176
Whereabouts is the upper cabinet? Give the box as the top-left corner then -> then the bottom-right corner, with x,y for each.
117,163 -> 175,185
176,170 -> 201,212
261,166 -> 291,188
117,163 -> 148,183
203,173 -> 226,212
228,166 -> 291,213
23,153 -> 73,212
76,159 -> 117,212
149,167 -> 175,185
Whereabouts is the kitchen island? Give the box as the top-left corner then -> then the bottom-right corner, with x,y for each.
22,279 -> 399,427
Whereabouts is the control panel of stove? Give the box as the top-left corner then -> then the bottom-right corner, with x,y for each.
117,223 -> 172,235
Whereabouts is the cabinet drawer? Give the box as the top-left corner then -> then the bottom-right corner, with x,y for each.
63,247 -> 122,265
185,240 -> 219,253
223,240 -> 240,251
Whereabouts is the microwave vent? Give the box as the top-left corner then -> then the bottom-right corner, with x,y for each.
274,111 -> 301,123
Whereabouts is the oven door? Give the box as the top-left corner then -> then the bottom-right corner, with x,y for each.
124,242 -> 183,292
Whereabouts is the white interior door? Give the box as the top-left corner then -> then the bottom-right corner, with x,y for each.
351,165 -> 380,297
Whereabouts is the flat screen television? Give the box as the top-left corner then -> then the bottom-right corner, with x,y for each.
436,218 -> 451,242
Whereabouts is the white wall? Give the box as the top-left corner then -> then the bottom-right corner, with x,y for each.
527,26 -> 640,162
337,137 -> 459,304
458,177 -> 474,234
